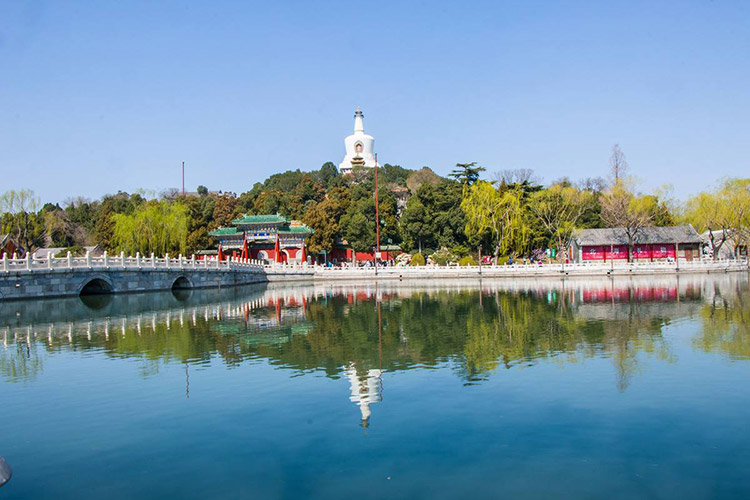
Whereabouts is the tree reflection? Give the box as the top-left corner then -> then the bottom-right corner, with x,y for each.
1,276 -> 748,393
0,333 -> 44,382
696,280 -> 750,359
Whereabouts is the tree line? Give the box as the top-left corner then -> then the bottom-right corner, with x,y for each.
1,146 -> 749,261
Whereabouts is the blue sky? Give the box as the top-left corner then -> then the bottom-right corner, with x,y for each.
1,1 -> 748,203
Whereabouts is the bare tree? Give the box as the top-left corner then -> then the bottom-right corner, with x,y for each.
576,177 -> 607,193
493,168 -> 541,186
63,196 -> 92,209
609,144 -> 628,182
600,181 -> 655,261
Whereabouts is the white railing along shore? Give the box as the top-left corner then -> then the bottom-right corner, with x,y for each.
1,251 -> 747,276
310,258 -> 748,275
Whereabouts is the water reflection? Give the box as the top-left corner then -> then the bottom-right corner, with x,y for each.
1,275 -> 749,414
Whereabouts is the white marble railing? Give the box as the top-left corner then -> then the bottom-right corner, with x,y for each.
311,258 -> 749,276
2,251 -> 747,277
0,251 -> 266,273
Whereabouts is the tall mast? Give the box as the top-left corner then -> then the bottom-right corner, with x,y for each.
375,153 -> 380,254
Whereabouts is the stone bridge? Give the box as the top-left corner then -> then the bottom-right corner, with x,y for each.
0,252 -> 284,301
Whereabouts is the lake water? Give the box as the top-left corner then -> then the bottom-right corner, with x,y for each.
1,274 -> 750,499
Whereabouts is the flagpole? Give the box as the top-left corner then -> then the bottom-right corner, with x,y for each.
375,153 -> 380,254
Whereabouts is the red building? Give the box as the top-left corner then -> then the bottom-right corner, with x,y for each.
571,225 -> 703,263
325,243 -> 402,265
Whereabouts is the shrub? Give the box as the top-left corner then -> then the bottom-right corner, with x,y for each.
451,245 -> 470,258
410,253 -> 426,266
458,256 -> 476,266
431,248 -> 454,266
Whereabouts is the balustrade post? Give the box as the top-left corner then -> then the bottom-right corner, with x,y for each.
179,254 -> 183,268
191,254 -> 196,268
85,251 -> 91,268
25,252 -> 31,271
104,251 -> 109,268
151,253 -> 156,268
136,252 -> 141,268
67,251 -> 73,269
2,253 -> 7,272
47,252 -> 52,270
120,252 -> 125,267
165,253 -> 170,269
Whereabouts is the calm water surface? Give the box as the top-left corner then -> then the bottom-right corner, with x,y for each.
1,274 -> 750,499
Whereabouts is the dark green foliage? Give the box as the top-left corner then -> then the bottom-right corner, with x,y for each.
400,179 -> 467,252
381,164 -> 410,186
449,162 -> 485,190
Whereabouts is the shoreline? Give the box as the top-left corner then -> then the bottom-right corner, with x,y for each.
1,259 -> 747,301
266,260 -> 749,282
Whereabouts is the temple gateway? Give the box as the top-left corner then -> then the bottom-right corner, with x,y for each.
338,107 -> 379,175
209,215 -> 313,264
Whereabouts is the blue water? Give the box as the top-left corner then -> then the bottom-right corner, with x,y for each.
1,274 -> 749,499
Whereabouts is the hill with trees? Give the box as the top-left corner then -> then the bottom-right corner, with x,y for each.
2,146 -> 748,262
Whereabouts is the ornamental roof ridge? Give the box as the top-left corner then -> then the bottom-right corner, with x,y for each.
231,214 -> 289,224
208,227 -> 240,236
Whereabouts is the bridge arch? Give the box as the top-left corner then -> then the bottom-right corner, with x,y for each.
171,276 -> 193,290
78,275 -> 115,296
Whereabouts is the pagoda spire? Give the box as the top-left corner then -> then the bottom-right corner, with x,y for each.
354,106 -> 364,133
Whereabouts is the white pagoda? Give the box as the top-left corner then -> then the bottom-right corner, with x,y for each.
338,107 -> 379,174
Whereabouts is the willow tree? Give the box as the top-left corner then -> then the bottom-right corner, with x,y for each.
685,191 -> 732,260
0,189 -> 43,254
723,178 -> 750,257
111,201 -> 188,256
529,184 -> 592,260
686,178 -> 750,259
461,181 -> 528,262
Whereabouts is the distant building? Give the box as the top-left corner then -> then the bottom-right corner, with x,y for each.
338,107 -> 379,175
700,229 -> 748,260
209,214 -> 313,264
0,235 -> 22,258
571,225 -> 702,262
327,242 -> 402,265
32,246 -> 104,259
